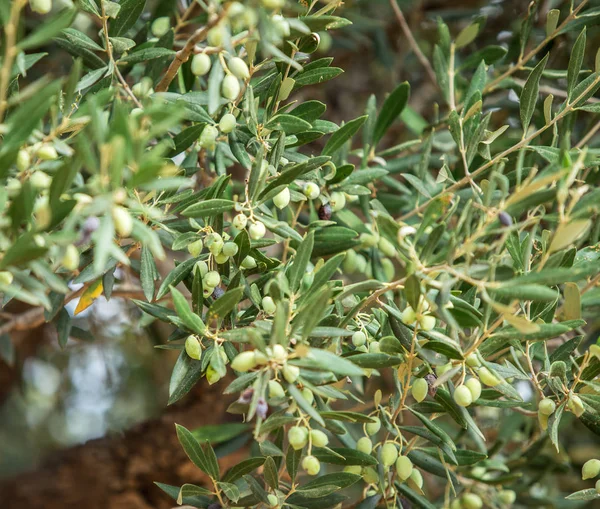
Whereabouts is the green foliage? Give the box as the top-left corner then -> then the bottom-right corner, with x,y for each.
2,0 -> 600,507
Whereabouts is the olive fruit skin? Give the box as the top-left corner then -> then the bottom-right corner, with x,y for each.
219,113 -> 237,133
498,211 -> 513,227
288,426 -> 309,450
352,331 -> 367,347
0,271 -> 14,285
191,53 -> 212,76
454,385 -> 473,407
241,255 -> 257,269
582,459 -> 600,480
249,221 -> 266,240
231,351 -> 257,372
112,206 -> 133,237
409,468 -> 423,489
62,244 -> 80,271
268,380 -> 285,399
151,16 -> 171,38
318,203 -> 332,220
462,493 -> 483,509
185,336 -> 202,360
282,364 -> 299,383
199,125 -> 219,151
538,398 -> 556,416
228,57 -> 250,79
273,188 -> 290,209
356,437 -> 373,454
498,490 -> 516,505
465,378 -> 482,402
303,182 -> 320,200
365,416 -> 381,436
232,213 -> 248,230
187,239 -> 203,257
478,366 -> 502,387
378,237 -> 397,257
381,442 -> 399,467
204,271 -> 221,288
222,242 -> 239,257
568,393 -> 585,417
262,296 -> 277,315
310,429 -> 329,448
329,191 -> 346,212
411,378 -> 428,403
30,0 -> 52,15
301,455 -> 321,476
16,149 -> 30,171
222,74 -> 241,101
396,455 -> 413,481
596,479 -> 600,495
267,494 -> 278,507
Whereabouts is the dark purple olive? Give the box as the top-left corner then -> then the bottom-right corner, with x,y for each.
207,504 -> 222,509
211,286 -> 225,299
424,373 -> 438,398
238,388 -> 254,404
498,211 -> 513,227
318,203 -> 332,220
256,397 -> 268,419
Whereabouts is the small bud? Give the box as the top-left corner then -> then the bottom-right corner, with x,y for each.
288,426 -> 309,450
366,416 -> 381,436
185,336 -> 202,360
538,398 -> 556,416
112,206 -> 133,237
241,255 -> 257,269
16,149 -> 30,171
478,366 -> 502,387
0,271 -> 14,285
329,192 -> 346,212
462,493 -> 483,509
301,455 -> 320,476
249,221 -> 266,240
303,182 -> 320,200
273,188 -> 290,209
454,385 -> 473,407
191,53 -> 212,76
219,113 -> 237,133
203,270 -> 221,288
356,437 -> 373,454
378,237 -> 397,257
396,455 -> 413,481
231,350 -> 257,372
381,441 -> 399,467
412,378 -> 428,403
62,244 -> 80,271
151,16 -> 170,38
222,74 -> 241,101
352,331 -> 367,347
318,203 -> 332,220
187,238 -> 203,257
268,380 -> 285,399
228,57 -> 250,79
222,242 -> 239,257
310,429 -> 328,447
282,364 -> 299,383
465,378 -> 482,402
232,213 -> 248,229
568,393 -> 585,417
199,124 -> 219,151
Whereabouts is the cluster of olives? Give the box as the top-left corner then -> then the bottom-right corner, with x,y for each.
288,425 -> 329,476
400,296 -> 436,332
582,458 -> 600,494
230,344 -> 299,385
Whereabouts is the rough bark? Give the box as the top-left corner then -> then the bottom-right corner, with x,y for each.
0,380 -> 243,509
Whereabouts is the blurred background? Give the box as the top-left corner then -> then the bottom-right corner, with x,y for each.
2,0 -> 600,508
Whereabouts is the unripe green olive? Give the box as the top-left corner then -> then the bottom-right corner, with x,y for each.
454,385 -> 473,407
30,171 -> 52,189
262,296 -> 277,315
369,341 -> 380,353
222,241 -> 239,257
378,237 -> 397,257
273,188 -> 290,209
198,124 -> 219,151
261,0 -> 284,8
185,335 -> 202,360
352,331 -> 367,347
282,364 -> 299,383
401,306 -> 417,325
151,16 -> 171,37
365,416 -> 381,436
228,57 -> 250,79
355,254 -> 368,274
409,468 -> 423,489
112,206 -> 133,237
362,466 -> 378,484
498,490 -> 516,505
596,479 -> 600,495
411,378 -> 428,403
303,182 -> 320,200
206,365 -> 221,384
437,362 -> 453,376
381,258 -> 395,282
395,455 -> 413,481
205,232 -> 223,254
310,429 -> 328,447
419,314 -> 436,331
214,253 -> 229,264
568,393 -> 585,417
203,270 -> 221,288
268,380 -> 285,399
267,494 -> 278,507
16,149 -> 30,172
30,0 -> 52,15
0,271 -> 14,286
538,398 -> 556,416
241,255 -> 257,269
231,350 -> 257,372
191,53 -> 212,76
450,500 -> 462,509
288,426 -> 309,450
342,249 -> 358,274
132,77 -> 154,98
465,352 -> 481,367
301,388 -> 314,405
478,366 -> 502,387
461,493 -> 483,509
222,74 -> 241,101
329,191 -> 346,212
219,113 -> 237,133
195,260 -> 209,277
465,378 -> 482,402
381,441 -> 399,467
359,233 -> 378,248
249,221 -> 266,240
254,350 -> 268,365
207,25 -> 225,47
356,436 -> 372,454
187,238 -> 203,257
302,455 -> 320,476
344,465 -> 362,475
538,410 -> 549,431
62,244 -> 80,271
582,459 -> 600,480
232,213 -> 248,229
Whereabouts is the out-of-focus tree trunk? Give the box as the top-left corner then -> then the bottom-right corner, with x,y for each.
0,381 -> 242,509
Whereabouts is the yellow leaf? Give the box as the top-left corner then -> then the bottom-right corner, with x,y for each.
74,279 -> 103,315
563,282 -> 581,320
503,313 -> 540,334
549,219 -> 590,253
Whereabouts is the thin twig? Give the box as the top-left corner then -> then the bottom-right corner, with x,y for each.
388,0 -> 436,86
